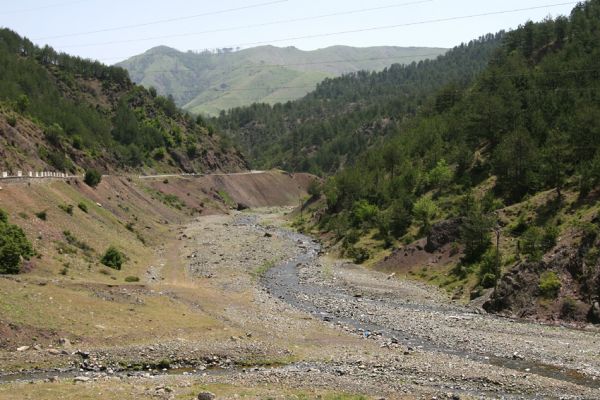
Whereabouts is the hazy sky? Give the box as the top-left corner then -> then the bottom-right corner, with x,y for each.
0,0 -> 577,64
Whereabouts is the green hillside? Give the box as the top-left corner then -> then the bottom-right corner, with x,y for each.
279,1 -> 600,323
0,29 -> 246,174
117,45 -> 447,115
215,34 -> 502,174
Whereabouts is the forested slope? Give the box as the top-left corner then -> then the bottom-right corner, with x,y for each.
0,29 -> 246,174
271,1 -> 600,324
215,33 -> 503,173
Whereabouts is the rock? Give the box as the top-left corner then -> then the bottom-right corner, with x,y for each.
74,376 -> 90,382
588,301 -> 600,324
33,344 -> 42,351
16,346 -> 30,352
197,392 -> 216,400
59,338 -> 72,348
47,348 -> 61,355
425,218 -> 462,253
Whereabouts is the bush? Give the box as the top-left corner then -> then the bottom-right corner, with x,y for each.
0,212 -> 34,274
124,276 -> 140,282
348,246 -> 370,264
84,169 -> 102,188
77,202 -> 88,213
522,225 -> 559,261
351,200 -> 379,229
538,271 -> 561,298
413,197 -> 438,234
35,211 -> 47,221
480,273 -> 498,289
560,297 -> 578,320
6,114 -> 17,127
307,179 -> 322,198
478,248 -> 501,288
101,246 -> 125,270
58,204 -> 74,215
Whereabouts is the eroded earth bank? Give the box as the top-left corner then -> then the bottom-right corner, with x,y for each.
2,208 -> 600,399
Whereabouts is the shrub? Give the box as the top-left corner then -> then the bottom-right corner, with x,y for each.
538,271 -> 561,298
478,248 -> 501,288
124,276 -> 140,282
84,169 -> 102,188
480,273 -> 498,289
413,197 -> 438,234
77,202 -> 88,213
35,211 -> 47,221
58,204 -> 74,215
101,246 -> 125,270
348,246 -> 370,264
6,114 -> 17,127
63,230 -> 93,253
522,225 -> 559,261
0,212 -> 34,274
560,297 -> 578,320
351,200 -> 379,229
307,179 -> 322,198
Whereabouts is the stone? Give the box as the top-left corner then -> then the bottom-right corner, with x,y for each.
425,218 -> 462,253
197,392 -> 216,400
16,346 -> 30,352
74,376 -> 91,382
47,348 -> 61,355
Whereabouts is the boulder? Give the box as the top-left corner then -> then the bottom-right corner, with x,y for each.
197,392 -> 216,400
425,218 -> 462,253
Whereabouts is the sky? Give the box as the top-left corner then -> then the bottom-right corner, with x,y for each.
0,0 -> 578,64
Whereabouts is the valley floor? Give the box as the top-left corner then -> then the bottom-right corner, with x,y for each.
1,208 -> 600,399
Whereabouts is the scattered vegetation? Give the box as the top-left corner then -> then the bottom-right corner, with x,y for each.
35,210 -> 47,221
58,204 -> 74,215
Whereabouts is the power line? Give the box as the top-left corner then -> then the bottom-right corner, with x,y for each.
97,1 -> 577,63
0,0 -> 93,15
33,0 -> 291,41
224,2 -> 578,49
55,0 -> 434,49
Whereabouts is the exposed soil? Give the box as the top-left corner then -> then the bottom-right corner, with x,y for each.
2,209 -> 600,399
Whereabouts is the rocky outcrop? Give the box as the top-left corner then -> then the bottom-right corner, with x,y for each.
425,218 -> 463,253
484,235 -> 600,324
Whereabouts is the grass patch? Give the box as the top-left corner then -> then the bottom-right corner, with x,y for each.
251,260 -> 276,279
217,190 -> 236,208
146,188 -> 186,210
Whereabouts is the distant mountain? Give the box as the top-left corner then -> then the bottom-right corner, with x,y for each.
117,45 -> 447,116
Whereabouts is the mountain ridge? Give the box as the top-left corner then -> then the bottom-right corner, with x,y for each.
117,44 -> 448,115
